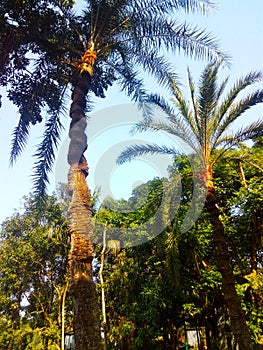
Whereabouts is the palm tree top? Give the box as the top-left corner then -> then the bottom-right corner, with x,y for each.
1,0 -> 228,198
118,62 -> 263,173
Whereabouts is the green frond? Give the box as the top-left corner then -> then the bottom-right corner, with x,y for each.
9,117 -> 31,166
140,93 -> 178,123
169,76 -> 198,137
212,89 -> 263,150
187,67 -> 201,138
215,119 -> 263,151
32,111 -> 64,202
112,58 -> 154,120
215,71 -> 263,127
232,119 -> 263,144
117,143 -> 178,165
133,50 -> 177,88
134,118 -> 200,155
215,76 -> 229,101
132,0 -> 215,18
198,61 -> 220,121
164,21 -> 228,62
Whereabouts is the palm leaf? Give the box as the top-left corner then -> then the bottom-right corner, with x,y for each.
215,71 -> 263,128
9,117 -> 31,166
32,108 -> 65,203
215,119 -> 263,151
134,119 -> 200,156
187,67 -> 201,138
212,90 -> 263,151
117,143 -> 178,165
169,76 -> 199,137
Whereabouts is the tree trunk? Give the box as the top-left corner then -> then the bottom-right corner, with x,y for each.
67,70 -> 102,349
205,189 -> 253,350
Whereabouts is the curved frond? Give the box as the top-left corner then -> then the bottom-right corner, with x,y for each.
133,0 -> 216,16
129,16 -> 228,63
134,119 -> 200,155
187,67 -> 201,138
215,119 -> 263,150
169,76 -> 198,137
215,71 -> 263,127
232,119 -> 263,144
109,56 -> 153,119
212,90 -> 263,151
9,117 -> 31,166
32,112 -> 64,201
117,143 -> 178,165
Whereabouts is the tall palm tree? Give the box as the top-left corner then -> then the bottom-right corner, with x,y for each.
1,1 -> 227,348
117,62 -> 263,349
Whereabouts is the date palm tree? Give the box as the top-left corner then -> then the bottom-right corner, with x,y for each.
1,1 -> 227,349
118,62 -> 263,349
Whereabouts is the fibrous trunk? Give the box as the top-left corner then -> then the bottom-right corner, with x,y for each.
67,72 -> 102,350
205,188 -> 253,350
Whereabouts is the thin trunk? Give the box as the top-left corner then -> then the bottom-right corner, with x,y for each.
61,280 -> 69,350
67,50 -> 102,349
99,224 -> 107,350
205,188 -> 253,350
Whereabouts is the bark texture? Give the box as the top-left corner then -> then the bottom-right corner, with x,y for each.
206,189 -> 253,350
68,71 -> 102,350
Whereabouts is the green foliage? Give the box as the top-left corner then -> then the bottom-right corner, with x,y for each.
96,147 -> 263,348
0,194 -> 69,349
1,0 -> 227,200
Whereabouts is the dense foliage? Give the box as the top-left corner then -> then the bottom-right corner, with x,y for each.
0,195 -> 69,349
0,145 -> 262,349
95,146 -> 263,349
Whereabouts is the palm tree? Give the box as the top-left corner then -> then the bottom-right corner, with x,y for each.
1,1 -> 227,348
117,62 -> 263,349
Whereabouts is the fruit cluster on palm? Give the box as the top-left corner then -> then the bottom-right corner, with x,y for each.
118,62 -> 263,349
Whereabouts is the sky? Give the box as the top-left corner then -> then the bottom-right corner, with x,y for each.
0,0 -> 263,223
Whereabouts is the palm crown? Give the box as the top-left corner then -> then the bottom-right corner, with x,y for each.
118,62 -> 263,189
1,0 -> 227,196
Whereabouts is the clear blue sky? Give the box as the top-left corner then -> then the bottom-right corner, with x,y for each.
0,0 -> 262,223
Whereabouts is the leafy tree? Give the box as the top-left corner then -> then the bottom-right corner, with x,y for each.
213,146 -> 263,347
95,174 -> 222,349
118,62 -> 263,349
1,1 -> 227,348
0,194 -> 69,350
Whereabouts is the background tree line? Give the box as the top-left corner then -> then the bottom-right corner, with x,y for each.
0,141 -> 262,349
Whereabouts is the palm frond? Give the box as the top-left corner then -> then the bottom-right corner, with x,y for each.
32,110 -> 65,203
136,119 -> 201,156
117,143 -> 178,165
169,76 -> 199,138
187,67 -> 201,138
140,92 -> 178,123
198,62 -> 220,132
133,0 -> 216,17
110,56 -> 154,119
215,119 -> 263,150
148,20 -> 228,62
133,50 -> 177,88
212,90 -> 263,151
232,119 -> 263,143
215,71 -> 263,127
9,117 -> 31,166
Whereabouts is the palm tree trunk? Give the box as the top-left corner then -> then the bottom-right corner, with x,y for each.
205,188 -> 253,350
67,71 -> 102,350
